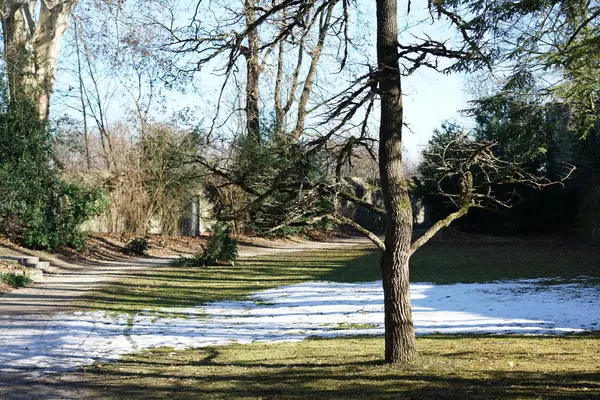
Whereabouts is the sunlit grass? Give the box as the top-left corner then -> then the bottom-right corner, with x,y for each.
76,240 -> 599,313
74,246 -> 379,313
72,334 -> 600,399
65,240 -> 600,398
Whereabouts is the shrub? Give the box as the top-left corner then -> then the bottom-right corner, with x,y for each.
0,273 -> 33,288
171,252 -> 206,268
20,180 -> 108,250
174,223 -> 237,267
98,124 -> 203,236
125,237 -> 150,255
0,94 -> 108,251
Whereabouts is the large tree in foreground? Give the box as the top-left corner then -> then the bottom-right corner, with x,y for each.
0,0 -> 78,118
183,0 -> 575,365
375,0 -> 417,363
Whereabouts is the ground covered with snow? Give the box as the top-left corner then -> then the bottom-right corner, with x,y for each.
1,278 -> 599,373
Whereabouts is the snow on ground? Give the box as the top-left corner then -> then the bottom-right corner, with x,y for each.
1,278 -> 599,373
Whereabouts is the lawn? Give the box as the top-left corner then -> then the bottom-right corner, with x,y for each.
409,241 -> 600,284
74,246 -> 379,313
64,239 -> 599,399
71,335 -> 600,399
75,240 -> 600,313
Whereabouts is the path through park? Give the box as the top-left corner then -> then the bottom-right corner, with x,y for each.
0,238 -> 372,399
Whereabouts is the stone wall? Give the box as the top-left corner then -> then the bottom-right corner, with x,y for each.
340,177 -> 430,231
83,189 -> 215,236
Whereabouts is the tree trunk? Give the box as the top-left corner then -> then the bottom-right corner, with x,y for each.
73,18 -> 91,170
2,1 -> 37,105
274,36 -> 285,136
376,0 -> 417,364
291,4 -> 334,141
243,0 -> 261,142
1,0 -> 78,119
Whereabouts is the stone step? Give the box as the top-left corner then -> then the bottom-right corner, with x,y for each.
1,254 -> 56,280
19,256 -> 40,266
36,261 -> 50,270
24,268 -> 44,282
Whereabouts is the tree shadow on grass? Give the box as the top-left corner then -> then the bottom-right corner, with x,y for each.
70,249 -> 381,313
3,334 -> 599,399
27,349 -> 599,399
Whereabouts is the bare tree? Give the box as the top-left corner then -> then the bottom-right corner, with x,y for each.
72,18 -> 92,170
242,0 -> 261,141
176,0 -> 477,364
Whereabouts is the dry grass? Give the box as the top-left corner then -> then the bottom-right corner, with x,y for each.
0,260 -> 23,272
0,281 -> 13,293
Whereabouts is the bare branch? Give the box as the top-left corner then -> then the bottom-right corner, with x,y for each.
334,214 -> 385,251
410,205 -> 469,255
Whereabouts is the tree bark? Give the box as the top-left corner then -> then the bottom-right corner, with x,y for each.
1,0 -> 78,119
291,3 -> 333,141
2,1 -> 35,106
274,36 -> 285,136
243,0 -> 261,142
376,0 -> 417,364
275,30 -> 305,137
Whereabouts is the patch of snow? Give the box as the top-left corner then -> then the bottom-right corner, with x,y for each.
1,279 -> 599,373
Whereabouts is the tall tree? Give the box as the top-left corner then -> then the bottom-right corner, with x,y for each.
242,0 -> 261,141
181,0 -> 575,365
457,0 -> 599,139
376,0 -> 416,363
184,0 -> 483,365
0,0 -> 78,118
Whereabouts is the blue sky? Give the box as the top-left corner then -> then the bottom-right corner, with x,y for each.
402,69 -> 468,160
51,0 -> 472,162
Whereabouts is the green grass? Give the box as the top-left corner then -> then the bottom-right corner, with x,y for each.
409,242 -> 600,284
74,246 -> 379,313
76,241 -> 599,313
70,335 -> 600,399
330,322 -> 379,330
64,240 -> 600,399
0,272 -> 32,288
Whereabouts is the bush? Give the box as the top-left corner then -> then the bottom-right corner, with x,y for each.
0,273 -> 33,288
174,223 -> 237,267
125,237 -> 150,255
0,95 -> 107,251
20,180 -> 108,250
